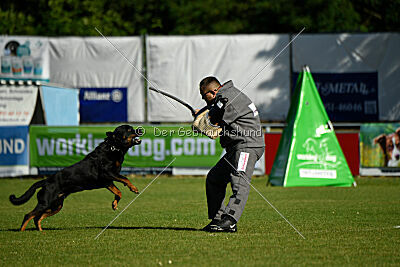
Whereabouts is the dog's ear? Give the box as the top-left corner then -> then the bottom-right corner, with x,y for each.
374,134 -> 387,153
395,127 -> 400,137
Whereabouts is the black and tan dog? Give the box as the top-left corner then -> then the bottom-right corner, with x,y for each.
9,125 -> 143,231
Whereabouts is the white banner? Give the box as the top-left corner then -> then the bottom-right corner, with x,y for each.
0,85 -> 38,125
0,36 -> 50,82
0,166 -> 29,177
292,33 -> 400,121
146,34 -> 291,122
49,37 -> 145,122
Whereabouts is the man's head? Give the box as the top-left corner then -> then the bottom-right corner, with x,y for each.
199,76 -> 221,105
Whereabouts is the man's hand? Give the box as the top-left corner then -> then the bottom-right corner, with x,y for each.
194,106 -> 209,117
193,108 -> 218,125
211,119 -> 219,126
195,108 -> 219,126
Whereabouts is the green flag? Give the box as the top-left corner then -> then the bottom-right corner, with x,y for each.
269,66 -> 355,187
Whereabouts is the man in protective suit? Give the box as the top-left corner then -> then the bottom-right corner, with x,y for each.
197,76 -> 265,232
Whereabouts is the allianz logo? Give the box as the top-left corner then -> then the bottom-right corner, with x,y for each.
83,89 -> 123,103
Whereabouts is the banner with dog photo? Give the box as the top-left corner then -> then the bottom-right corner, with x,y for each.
360,123 -> 400,176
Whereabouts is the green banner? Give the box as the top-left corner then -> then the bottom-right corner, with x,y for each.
269,67 -> 354,187
30,125 -> 223,168
360,123 -> 400,168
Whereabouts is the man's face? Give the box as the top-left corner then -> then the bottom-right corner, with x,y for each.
200,84 -> 219,105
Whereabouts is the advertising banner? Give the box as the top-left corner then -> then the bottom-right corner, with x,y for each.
292,33 -> 400,122
270,67 -> 354,187
49,37 -> 145,122
265,132 -> 359,176
292,72 -> 379,122
0,126 -> 29,177
79,88 -> 127,122
146,35 -> 290,122
0,36 -> 49,82
40,85 -> 79,126
29,125 -> 224,174
360,123 -> 400,176
0,85 -> 38,126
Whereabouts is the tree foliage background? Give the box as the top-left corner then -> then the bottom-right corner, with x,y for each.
0,0 -> 399,36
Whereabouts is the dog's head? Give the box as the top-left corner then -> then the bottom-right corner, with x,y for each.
373,127 -> 400,167
106,125 -> 143,149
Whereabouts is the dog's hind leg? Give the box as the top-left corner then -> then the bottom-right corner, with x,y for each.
20,205 -> 45,231
107,183 -> 122,210
20,213 -> 36,231
34,204 -> 63,231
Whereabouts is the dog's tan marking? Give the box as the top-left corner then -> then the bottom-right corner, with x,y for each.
34,205 -> 63,231
107,184 -> 122,210
115,177 -> 139,193
20,214 -> 36,232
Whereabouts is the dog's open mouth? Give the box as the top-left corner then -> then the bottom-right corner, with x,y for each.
133,136 -> 142,145
126,134 -> 142,147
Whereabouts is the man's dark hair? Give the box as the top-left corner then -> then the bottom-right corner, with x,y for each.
199,76 -> 221,90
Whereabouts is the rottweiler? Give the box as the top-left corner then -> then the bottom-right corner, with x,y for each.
9,125 -> 143,231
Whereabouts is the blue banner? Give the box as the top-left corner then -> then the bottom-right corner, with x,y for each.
0,126 -> 29,176
292,72 -> 379,122
41,85 -> 79,126
79,88 -> 127,122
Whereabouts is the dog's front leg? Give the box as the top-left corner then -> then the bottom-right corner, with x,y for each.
107,184 -> 122,210
114,175 -> 139,194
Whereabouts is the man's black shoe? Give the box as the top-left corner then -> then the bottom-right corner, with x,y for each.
202,219 -> 220,232
209,215 -> 237,233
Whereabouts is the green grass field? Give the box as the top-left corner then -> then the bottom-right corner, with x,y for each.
0,176 -> 399,266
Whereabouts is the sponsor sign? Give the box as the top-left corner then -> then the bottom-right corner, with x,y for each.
29,125 -> 224,173
360,123 -> 400,176
292,72 -> 378,122
40,85 -> 79,126
0,126 -> 29,177
265,132 -> 360,176
299,169 -> 337,179
79,88 -> 127,122
0,37 -> 49,82
270,69 -> 354,187
0,85 -> 38,125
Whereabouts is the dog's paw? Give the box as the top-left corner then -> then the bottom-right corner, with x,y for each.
112,200 -> 118,210
130,186 -> 139,194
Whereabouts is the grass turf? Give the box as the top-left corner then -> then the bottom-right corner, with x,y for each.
0,176 -> 399,266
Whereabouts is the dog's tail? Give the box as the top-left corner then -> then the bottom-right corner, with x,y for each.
9,179 -> 47,205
